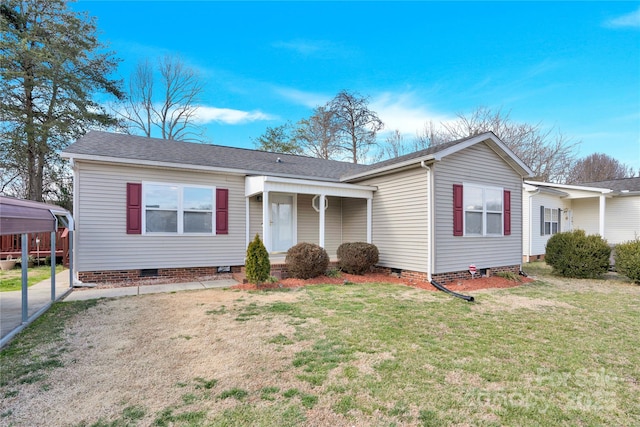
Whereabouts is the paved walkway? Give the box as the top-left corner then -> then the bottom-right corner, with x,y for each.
1,270 -> 238,341
64,278 -> 238,301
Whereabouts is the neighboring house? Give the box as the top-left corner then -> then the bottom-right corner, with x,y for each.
523,177 -> 640,261
61,130 -> 532,284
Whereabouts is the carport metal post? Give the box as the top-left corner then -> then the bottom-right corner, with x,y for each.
68,230 -> 73,288
21,233 -> 28,323
51,224 -> 56,301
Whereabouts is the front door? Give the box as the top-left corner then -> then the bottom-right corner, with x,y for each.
271,194 -> 294,252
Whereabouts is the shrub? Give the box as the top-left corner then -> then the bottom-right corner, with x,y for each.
545,230 -> 611,279
245,234 -> 270,284
337,242 -> 379,275
615,238 -> 640,284
285,243 -> 329,279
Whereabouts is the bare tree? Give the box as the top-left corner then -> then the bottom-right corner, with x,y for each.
413,120 -> 442,151
294,105 -> 340,159
568,153 -> 636,183
329,90 -> 384,164
120,59 -> 154,137
379,129 -> 410,159
436,106 -> 579,182
118,56 -> 205,141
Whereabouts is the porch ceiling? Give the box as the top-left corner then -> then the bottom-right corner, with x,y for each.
245,175 -> 376,199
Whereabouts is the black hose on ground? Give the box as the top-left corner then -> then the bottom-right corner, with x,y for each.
430,280 -> 475,302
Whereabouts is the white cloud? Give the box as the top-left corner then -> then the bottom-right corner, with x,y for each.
272,39 -> 349,58
371,92 -> 453,137
193,106 -> 273,125
604,7 -> 640,29
273,87 -> 328,108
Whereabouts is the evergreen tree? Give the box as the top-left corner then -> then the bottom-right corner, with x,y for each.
0,0 -> 123,201
245,234 -> 270,284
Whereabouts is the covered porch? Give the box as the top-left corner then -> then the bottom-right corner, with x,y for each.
245,176 -> 376,259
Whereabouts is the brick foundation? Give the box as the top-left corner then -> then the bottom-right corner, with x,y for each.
256,261 -> 340,280
375,264 -> 521,285
79,263 -> 521,286
78,265 -> 242,284
523,254 -> 545,263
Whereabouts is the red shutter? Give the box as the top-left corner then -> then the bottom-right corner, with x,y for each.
216,188 -> 228,235
126,183 -> 142,234
453,184 -> 463,236
504,189 -> 511,236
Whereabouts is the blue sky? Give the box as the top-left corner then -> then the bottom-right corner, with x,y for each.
73,1 -> 640,171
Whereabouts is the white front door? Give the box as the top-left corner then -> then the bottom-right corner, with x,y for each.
271,194 -> 294,252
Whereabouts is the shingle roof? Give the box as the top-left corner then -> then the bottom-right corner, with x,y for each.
577,177 -> 640,192
62,130 -> 530,182
63,131 -> 368,181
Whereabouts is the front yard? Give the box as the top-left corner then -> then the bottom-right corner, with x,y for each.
1,266 -> 638,426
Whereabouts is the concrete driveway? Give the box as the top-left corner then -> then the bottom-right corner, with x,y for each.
0,270 -> 73,340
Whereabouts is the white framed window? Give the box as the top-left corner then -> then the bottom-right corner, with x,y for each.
143,182 -> 215,234
544,207 -> 559,235
463,183 -> 503,236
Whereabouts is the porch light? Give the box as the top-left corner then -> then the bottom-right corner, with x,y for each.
312,195 -> 328,212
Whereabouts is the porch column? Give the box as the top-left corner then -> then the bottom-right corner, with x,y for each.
599,195 -> 606,238
319,194 -> 326,248
245,197 -> 250,249
262,191 -> 271,252
366,198 -> 372,243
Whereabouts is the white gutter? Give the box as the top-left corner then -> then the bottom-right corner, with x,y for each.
524,180 -> 613,194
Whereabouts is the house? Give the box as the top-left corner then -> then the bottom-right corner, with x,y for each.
61,130 -> 532,284
522,177 -> 640,261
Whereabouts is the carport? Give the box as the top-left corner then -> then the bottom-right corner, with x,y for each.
0,196 -> 74,348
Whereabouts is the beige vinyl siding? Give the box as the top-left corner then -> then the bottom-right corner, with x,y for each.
571,196 -> 640,244
248,196 -> 263,241
434,142 -> 523,273
342,198 -> 367,242
571,198 -> 600,236
357,167 -> 429,272
526,193 -> 571,257
297,194 -> 342,256
605,197 -> 640,244
75,161 -> 246,272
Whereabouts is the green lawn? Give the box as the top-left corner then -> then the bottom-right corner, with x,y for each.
1,266 -> 638,426
0,265 -> 64,292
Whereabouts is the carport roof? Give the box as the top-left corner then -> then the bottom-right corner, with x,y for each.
0,196 -> 72,236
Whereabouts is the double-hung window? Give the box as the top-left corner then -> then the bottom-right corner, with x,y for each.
463,184 -> 503,236
143,183 -> 215,234
542,207 -> 559,235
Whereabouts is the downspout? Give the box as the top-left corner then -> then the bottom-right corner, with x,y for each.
421,161 -> 473,302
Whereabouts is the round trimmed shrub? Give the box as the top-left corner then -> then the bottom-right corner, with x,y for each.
245,234 -> 270,284
286,242 -> 329,279
337,242 -> 379,275
545,230 -> 611,279
615,239 -> 640,284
